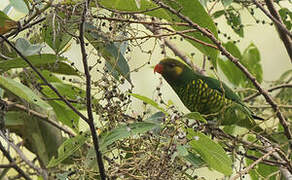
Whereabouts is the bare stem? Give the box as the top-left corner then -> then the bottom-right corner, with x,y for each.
79,0 -> 106,179
0,141 -> 32,180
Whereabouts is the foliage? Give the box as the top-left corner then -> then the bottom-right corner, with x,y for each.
0,0 -> 291,179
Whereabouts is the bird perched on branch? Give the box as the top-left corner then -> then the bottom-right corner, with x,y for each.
154,58 -> 265,133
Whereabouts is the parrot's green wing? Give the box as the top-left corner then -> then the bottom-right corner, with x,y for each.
199,75 -> 241,104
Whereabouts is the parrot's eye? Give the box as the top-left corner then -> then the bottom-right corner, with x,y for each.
168,63 -> 176,68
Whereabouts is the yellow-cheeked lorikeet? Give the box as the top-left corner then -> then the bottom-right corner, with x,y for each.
154,58 -> 265,133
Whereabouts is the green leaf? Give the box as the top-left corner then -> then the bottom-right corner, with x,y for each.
84,22 -> 131,83
5,111 -> 25,126
47,134 -> 89,168
48,101 -> 80,131
99,122 -> 159,151
246,148 -> 278,180
145,111 -> 165,123
44,62 -> 79,75
218,42 -> 244,86
0,54 -> 68,72
186,128 -> 232,175
9,0 -> 29,14
129,93 -> 167,114
212,10 -> 225,19
35,70 -> 63,83
183,112 -> 207,123
0,76 -> 52,111
15,38 -> 43,56
177,145 -> 205,168
100,0 -> 219,66
42,17 -> 76,54
99,0 -> 169,20
278,69 -> 292,82
240,43 -> 263,87
41,82 -> 85,101
222,0 -> 233,7
5,111 -> 63,166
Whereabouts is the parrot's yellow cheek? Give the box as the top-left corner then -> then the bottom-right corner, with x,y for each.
174,66 -> 183,76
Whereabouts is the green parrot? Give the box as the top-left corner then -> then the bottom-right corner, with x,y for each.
154,58 -> 265,133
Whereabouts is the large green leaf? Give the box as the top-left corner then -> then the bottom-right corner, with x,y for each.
218,42 -> 244,86
0,54 -> 68,72
0,76 -> 52,111
44,62 -> 79,75
99,0 -> 169,19
41,82 -> 86,113
41,82 -> 86,101
48,101 -> 80,131
99,122 -> 159,151
84,23 -> 131,83
186,128 -> 232,175
177,145 -> 205,168
99,0 -> 218,66
240,43 -> 263,87
47,133 -> 88,168
129,93 -> 167,114
5,111 -> 63,166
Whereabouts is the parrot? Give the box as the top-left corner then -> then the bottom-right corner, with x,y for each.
154,58 -> 266,134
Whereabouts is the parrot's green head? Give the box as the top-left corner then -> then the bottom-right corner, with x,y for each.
154,58 -> 192,84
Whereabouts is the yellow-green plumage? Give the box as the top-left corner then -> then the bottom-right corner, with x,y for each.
154,58 -> 264,132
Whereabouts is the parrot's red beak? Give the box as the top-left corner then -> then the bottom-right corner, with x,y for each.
154,64 -> 163,74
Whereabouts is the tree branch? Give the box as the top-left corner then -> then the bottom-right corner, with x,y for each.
0,132 -> 47,178
3,99 -> 76,137
0,141 -> 32,180
79,1 -> 106,179
244,83 -> 292,102
230,148 -> 276,180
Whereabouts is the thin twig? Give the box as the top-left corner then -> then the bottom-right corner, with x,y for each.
79,1 -> 106,179
93,16 -> 189,26
230,148 -> 276,180
249,104 -> 292,109
4,99 -> 76,137
0,141 -> 32,180
0,132 -> 47,178
0,163 -> 16,168
244,83 -> 292,102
